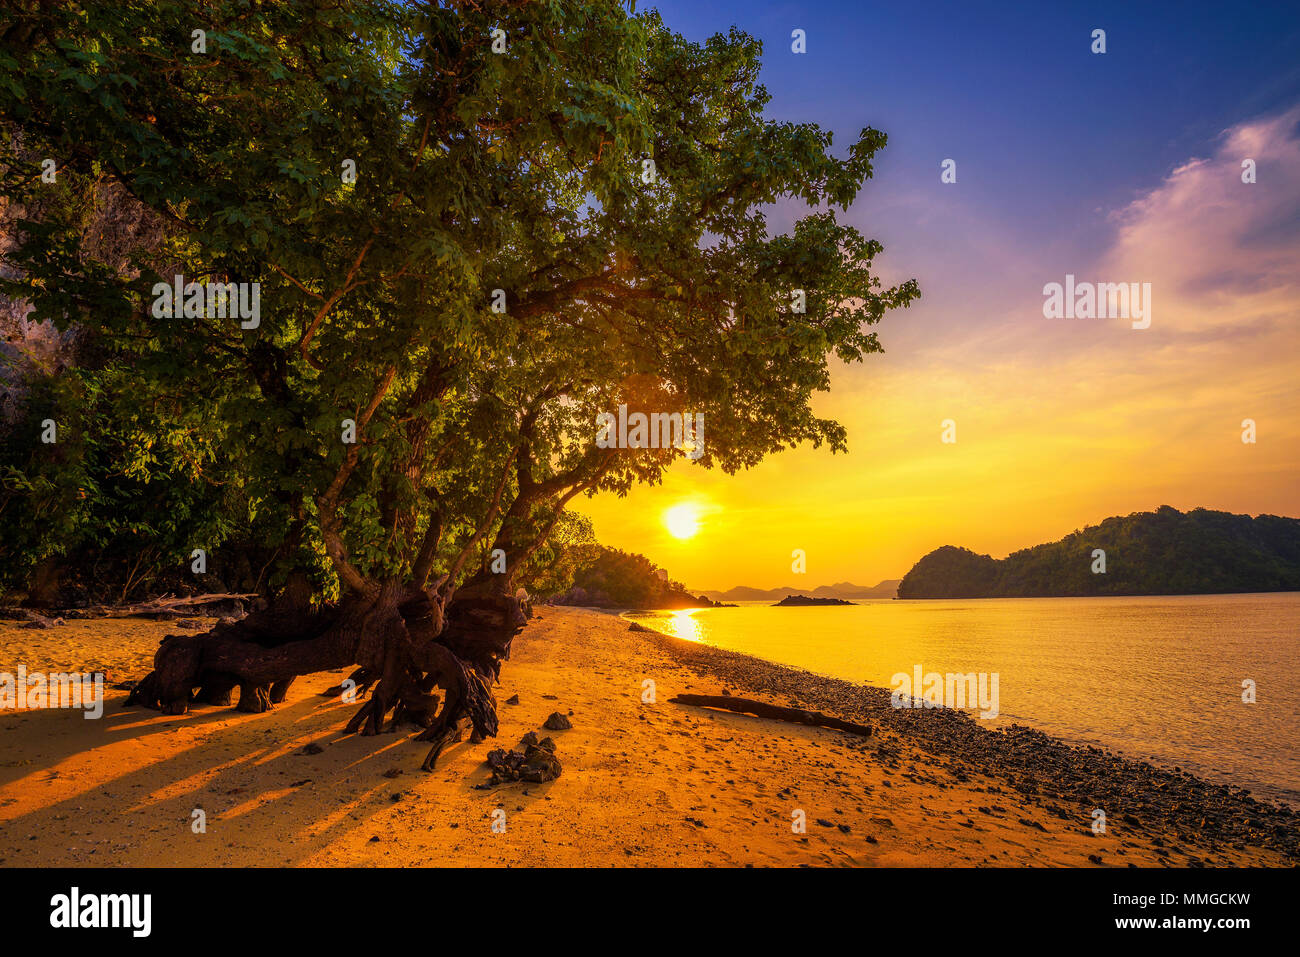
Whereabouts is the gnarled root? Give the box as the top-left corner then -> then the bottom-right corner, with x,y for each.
237,682 -> 272,713
420,717 -> 467,772
319,666 -> 374,699
127,598 -> 351,715
269,676 -> 295,704
193,673 -> 238,706
126,579 -> 527,773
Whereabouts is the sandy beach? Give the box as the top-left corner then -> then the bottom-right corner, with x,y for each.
0,606 -> 1294,867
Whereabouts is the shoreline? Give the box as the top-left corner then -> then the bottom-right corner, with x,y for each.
1,606 -> 1295,867
617,609 -> 1300,861
625,599 -> 1300,809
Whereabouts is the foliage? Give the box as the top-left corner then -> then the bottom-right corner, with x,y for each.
512,509 -> 598,599
554,544 -> 710,609
897,506 -> 1300,599
0,1 -> 916,604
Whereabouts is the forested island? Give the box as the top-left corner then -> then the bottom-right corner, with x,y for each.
548,547 -> 723,610
773,594 -> 854,606
897,507 -> 1300,599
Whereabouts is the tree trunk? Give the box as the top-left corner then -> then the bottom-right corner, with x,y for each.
22,557 -> 62,608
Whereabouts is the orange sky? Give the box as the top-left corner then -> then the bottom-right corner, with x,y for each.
576,109 -> 1300,592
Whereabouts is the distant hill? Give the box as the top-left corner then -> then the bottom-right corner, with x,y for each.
897,507 -> 1300,599
703,579 -> 900,602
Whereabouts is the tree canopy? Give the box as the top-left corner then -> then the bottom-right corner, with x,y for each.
0,0 -> 916,760
1,0 -> 916,604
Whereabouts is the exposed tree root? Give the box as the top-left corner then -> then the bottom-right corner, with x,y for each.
318,666 -> 374,699
420,717 -> 467,772
126,576 -> 527,771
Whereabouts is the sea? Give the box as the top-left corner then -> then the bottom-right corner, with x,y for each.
626,593 -> 1300,806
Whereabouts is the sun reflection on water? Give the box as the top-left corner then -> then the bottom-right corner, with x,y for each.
666,609 -> 702,642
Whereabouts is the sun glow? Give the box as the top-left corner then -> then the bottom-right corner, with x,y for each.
664,503 -> 702,540
668,609 -> 702,642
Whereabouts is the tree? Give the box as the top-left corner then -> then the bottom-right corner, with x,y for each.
0,0 -> 917,769
512,509 -> 598,601
553,545 -> 710,609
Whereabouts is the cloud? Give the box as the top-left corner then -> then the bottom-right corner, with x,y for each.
1100,106 -> 1300,335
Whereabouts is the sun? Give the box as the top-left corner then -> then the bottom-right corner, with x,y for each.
664,503 -> 702,540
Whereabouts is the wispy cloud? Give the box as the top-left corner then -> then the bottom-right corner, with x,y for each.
1102,105 -> 1300,336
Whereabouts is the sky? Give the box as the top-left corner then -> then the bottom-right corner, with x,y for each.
575,0 -> 1300,592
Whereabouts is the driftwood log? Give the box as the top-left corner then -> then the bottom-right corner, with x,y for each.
668,694 -> 872,738
59,593 -> 258,620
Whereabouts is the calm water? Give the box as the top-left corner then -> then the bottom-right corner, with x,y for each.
627,594 -> 1300,806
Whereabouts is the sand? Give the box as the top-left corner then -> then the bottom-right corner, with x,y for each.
0,606 -> 1290,867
